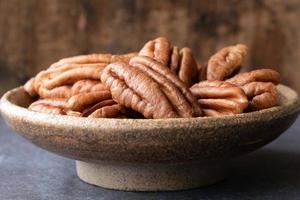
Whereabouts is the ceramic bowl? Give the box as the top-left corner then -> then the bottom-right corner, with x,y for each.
0,84 -> 299,191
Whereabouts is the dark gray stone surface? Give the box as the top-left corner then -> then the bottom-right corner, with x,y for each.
0,116 -> 300,200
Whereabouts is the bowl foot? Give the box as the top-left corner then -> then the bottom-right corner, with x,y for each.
76,160 -> 229,191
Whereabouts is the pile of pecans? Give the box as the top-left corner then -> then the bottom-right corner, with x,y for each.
24,37 -> 280,118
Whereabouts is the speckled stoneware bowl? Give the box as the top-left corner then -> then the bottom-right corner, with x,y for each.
0,84 -> 299,191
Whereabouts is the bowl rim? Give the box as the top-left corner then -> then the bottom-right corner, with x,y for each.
0,84 -> 299,131
1,84 -> 299,164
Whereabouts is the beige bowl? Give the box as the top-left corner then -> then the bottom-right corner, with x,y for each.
0,85 -> 299,191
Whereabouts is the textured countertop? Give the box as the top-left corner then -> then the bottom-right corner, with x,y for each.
0,116 -> 300,200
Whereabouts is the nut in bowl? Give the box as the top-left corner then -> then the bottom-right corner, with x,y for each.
0,37 -> 299,191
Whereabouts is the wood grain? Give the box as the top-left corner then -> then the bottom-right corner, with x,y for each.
0,0 -> 299,94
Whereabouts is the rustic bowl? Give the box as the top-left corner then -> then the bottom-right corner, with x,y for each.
0,84 -> 299,191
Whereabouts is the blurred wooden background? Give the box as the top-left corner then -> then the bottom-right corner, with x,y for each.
0,0 -> 299,95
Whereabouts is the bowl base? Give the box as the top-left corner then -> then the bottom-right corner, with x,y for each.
76,160 -> 229,191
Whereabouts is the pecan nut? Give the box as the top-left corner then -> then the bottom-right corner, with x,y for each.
242,82 -> 278,111
37,85 -> 72,99
43,65 -> 105,90
88,104 -> 124,118
226,69 -> 280,86
170,46 -> 180,73
29,98 -> 69,109
139,37 -> 172,66
129,56 -> 202,117
29,103 -> 66,115
24,78 -> 38,97
49,52 -> 137,69
101,62 -> 179,118
226,69 -> 280,111
206,44 -> 247,80
81,99 -> 116,117
36,79 -> 106,99
197,62 -> 208,82
31,63 -> 107,98
68,90 -> 112,112
28,98 -> 81,116
71,80 -> 107,95
175,47 -> 198,87
190,80 -> 248,117
82,100 -> 124,118
27,52 -> 136,98
139,37 -> 199,87
169,46 -> 198,87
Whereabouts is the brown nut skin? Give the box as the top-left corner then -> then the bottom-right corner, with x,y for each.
88,104 -> 125,118
28,104 -> 66,115
177,47 -> 198,87
139,37 -> 172,66
49,52 -> 137,69
81,99 -> 117,117
197,62 -> 208,82
68,90 -> 112,112
190,80 -> 248,117
226,68 -> 280,86
29,98 -> 69,109
38,85 -> 72,99
33,63 -> 106,97
139,38 -> 199,87
71,80 -> 107,95
65,110 -> 82,117
169,47 -> 198,87
242,82 -> 278,111
30,54 -> 129,98
28,98 -> 81,116
24,78 -> 38,97
129,56 -> 202,117
207,44 -> 248,80
226,69 -> 280,111
44,65 -> 105,90
170,46 -> 180,73
101,62 -> 179,118
112,52 -> 138,64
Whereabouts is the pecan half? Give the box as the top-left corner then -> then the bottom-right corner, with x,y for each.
68,90 -> 112,112
88,104 -> 124,118
197,62 -> 208,82
129,56 -> 202,117
26,53 -> 135,98
24,78 -> 38,97
206,44 -> 247,80
49,52 -> 137,69
101,62 -> 179,118
176,47 -> 198,87
139,38 -> 198,87
169,47 -> 198,86
29,103 -> 66,115
190,80 -> 248,117
81,99 -> 116,117
29,98 -> 69,109
33,63 -> 106,97
139,37 -> 172,66
226,69 -> 280,111
226,69 -> 280,86
242,82 -> 278,111
28,98 -> 81,116
82,100 -> 125,118
44,65 -> 105,90
170,46 -> 180,73
38,85 -> 72,99
71,80 -> 107,95
82,100 -> 142,118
